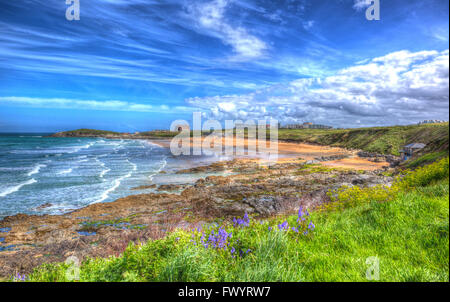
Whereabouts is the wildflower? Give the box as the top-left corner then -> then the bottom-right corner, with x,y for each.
297,206 -> 304,222
308,221 -> 315,230
278,221 -> 289,230
13,273 -> 26,282
233,213 -> 250,227
230,247 -> 235,254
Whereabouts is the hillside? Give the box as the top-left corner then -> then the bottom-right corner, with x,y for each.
51,129 -> 121,137
278,123 -> 449,156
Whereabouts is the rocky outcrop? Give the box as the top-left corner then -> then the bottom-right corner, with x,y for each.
314,154 -> 350,162
357,151 -> 401,167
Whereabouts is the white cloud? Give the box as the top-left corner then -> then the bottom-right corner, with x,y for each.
186,0 -> 268,60
186,49 -> 449,127
303,20 -> 315,30
0,96 -> 196,113
353,0 -> 371,11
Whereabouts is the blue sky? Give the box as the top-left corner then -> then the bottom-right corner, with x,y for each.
0,0 -> 448,132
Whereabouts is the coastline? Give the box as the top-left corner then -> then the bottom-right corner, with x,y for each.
0,139 -> 392,277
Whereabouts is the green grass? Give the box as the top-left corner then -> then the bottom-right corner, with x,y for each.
405,151 -> 449,169
22,159 -> 449,282
278,123 -> 449,156
54,128 -> 121,136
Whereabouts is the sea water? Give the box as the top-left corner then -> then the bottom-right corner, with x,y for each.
0,133 -> 223,218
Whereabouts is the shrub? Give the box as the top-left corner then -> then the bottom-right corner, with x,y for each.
324,157 -> 449,211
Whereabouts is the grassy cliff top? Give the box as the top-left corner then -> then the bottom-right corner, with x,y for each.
52,129 -> 121,137
278,122 -> 449,156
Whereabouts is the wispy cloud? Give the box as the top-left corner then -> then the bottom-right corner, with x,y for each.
0,96 -> 196,113
185,0 -> 268,61
353,0 -> 371,11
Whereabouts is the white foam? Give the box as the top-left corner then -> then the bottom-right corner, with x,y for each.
92,171 -> 132,204
149,157 -> 167,182
68,142 -> 95,154
127,159 -> 137,171
0,178 -> 37,198
27,164 -> 46,177
92,160 -> 136,204
144,141 -> 164,149
57,168 -> 73,175
99,168 -> 110,178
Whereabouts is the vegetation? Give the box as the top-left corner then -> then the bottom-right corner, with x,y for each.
53,128 -> 121,136
405,151 -> 449,169
20,158 -> 449,282
278,123 -> 449,156
138,130 -> 179,138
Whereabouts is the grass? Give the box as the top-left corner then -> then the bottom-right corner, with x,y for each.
405,151 -> 449,169
278,123 -> 449,156
19,158 -> 449,282
53,128 -> 121,136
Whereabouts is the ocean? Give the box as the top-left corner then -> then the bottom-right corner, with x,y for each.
0,133 -> 223,218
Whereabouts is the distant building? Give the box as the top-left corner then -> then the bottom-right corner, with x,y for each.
283,122 -> 332,129
173,124 -> 190,132
399,143 -> 426,161
418,120 -> 447,125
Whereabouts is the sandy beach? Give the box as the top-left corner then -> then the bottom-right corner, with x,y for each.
150,137 -> 389,171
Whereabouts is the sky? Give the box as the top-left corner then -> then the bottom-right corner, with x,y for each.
0,0 -> 448,132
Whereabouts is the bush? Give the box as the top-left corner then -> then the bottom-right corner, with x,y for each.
324,157 -> 449,211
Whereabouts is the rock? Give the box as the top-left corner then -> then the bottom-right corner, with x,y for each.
157,184 -> 186,192
33,203 -> 53,211
314,154 -> 350,162
305,160 -> 320,165
131,184 -> 156,190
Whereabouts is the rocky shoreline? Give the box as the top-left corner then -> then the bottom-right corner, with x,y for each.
0,145 -> 394,278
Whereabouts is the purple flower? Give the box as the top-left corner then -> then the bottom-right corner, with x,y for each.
233,213 -> 250,227
308,221 -> 315,230
278,221 -> 289,230
14,273 -> 26,282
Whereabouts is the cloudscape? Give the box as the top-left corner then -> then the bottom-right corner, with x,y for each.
0,0 -> 448,131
